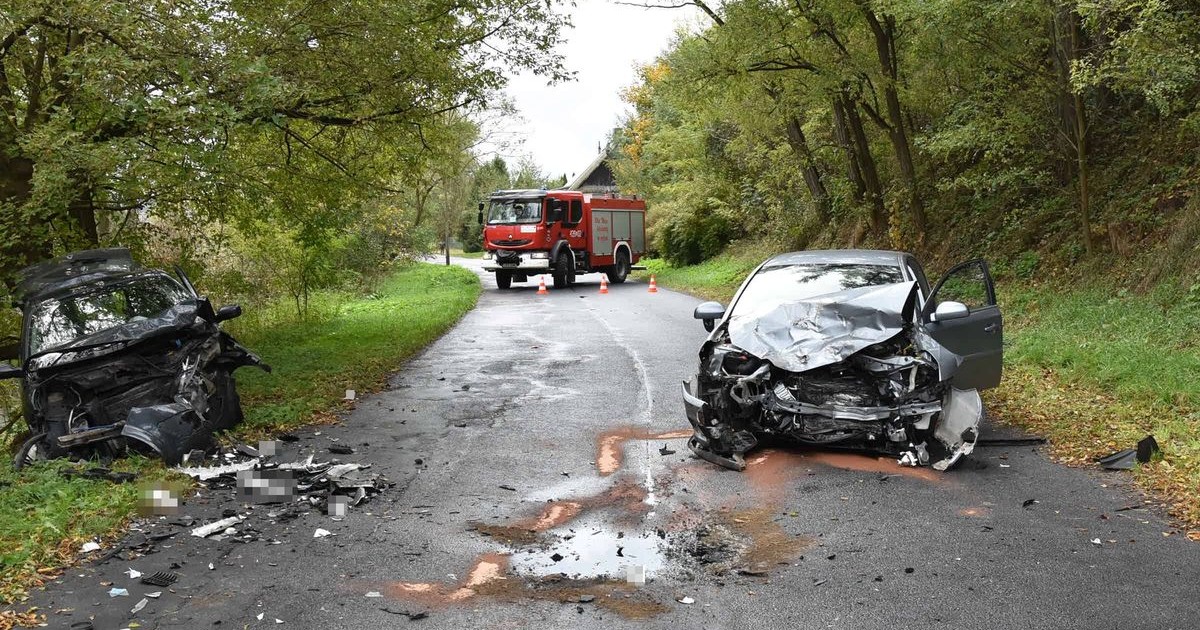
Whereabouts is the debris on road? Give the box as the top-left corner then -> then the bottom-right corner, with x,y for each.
80,541 -> 101,554
976,437 -> 1048,447
107,587 -> 129,597
191,515 -> 243,538
658,444 -> 676,456
677,596 -> 695,604
344,389 -> 357,401
124,568 -> 141,579
140,571 -> 178,587
1098,435 -> 1160,470
313,528 -> 332,538
130,597 -> 148,615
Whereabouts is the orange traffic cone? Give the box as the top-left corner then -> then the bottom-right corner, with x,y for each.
647,275 -> 658,293
536,276 -> 549,295
599,276 -> 609,294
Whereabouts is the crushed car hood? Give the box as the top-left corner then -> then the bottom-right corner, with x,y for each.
29,302 -> 203,370
727,281 -> 919,373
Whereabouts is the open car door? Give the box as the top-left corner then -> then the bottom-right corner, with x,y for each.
921,260 -> 1003,390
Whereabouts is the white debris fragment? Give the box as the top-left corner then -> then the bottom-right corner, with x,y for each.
208,562 -> 215,570
365,591 -> 382,598
313,528 -> 332,538
108,587 -> 129,597
344,389 -> 356,401
275,619 -> 284,624
81,541 -> 101,553
131,597 -> 148,614
677,596 -> 695,605
1091,538 -> 1102,546
146,592 -> 162,599
125,568 -> 142,579
191,516 -> 243,538
257,613 -> 265,621
176,459 -> 259,480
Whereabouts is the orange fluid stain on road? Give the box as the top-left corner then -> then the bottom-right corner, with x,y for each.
745,448 -> 942,484
596,427 -> 693,476
387,553 -> 510,605
958,506 -> 990,518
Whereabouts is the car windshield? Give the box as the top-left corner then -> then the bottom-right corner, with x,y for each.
487,198 -> 543,225
732,263 -> 905,316
28,275 -> 191,355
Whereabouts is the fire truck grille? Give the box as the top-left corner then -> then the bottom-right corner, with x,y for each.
493,239 -> 532,247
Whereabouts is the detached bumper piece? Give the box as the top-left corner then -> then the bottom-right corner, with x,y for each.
682,380 -> 757,471
121,402 -> 207,465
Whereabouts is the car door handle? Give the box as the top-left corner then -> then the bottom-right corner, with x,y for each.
984,323 -> 999,333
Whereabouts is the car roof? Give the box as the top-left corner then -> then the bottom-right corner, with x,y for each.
761,249 -> 909,268
14,248 -> 159,307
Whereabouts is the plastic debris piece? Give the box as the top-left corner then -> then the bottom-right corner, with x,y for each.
313,528 -> 332,538
257,613 -> 264,621
344,389 -> 356,401
191,516 -> 243,538
145,592 -> 162,599
1098,435 -> 1161,470
1091,538 -> 1102,546
176,459 -> 259,480
140,571 -> 178,587
328,444 -> 354,455
108,587 -> 129,597
131,597 -> 148,614
677,596 -> 695,605
81,541 -> 101,553
208,563 -> 214,570
365,591 -> 382,598
658,444 -> 676,456
125,568 -> 142,579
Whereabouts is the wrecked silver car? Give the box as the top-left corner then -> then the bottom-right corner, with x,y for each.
1,249 -> 269,468
682,250 -> 1002,471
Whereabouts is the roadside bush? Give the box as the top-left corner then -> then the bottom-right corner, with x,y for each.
655,205 -> 735,266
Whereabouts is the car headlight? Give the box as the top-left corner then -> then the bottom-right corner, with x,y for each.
483,252 -> 493,260
530,252 -> 548,259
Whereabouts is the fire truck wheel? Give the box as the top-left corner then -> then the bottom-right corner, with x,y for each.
608,250 -> 631,284
553,252 -> 573,289
496,272 -> 513,289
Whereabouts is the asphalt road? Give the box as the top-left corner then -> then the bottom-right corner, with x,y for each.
18,259 -> 1200,629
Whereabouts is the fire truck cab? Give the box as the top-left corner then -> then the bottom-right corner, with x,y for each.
478,189 -> 646,290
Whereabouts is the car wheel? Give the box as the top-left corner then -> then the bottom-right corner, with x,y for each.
608,250 -> 630,284
496,272 -> 512,290
13,433 -> 48,470
553,251 -> 573,289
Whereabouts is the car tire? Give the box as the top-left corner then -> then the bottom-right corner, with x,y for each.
13,433 -> 48,470
608,250 -> 630,284
553,251 -> 574,289
496,272 -> 512,290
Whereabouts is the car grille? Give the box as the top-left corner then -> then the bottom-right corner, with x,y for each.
492,239 -> 532,247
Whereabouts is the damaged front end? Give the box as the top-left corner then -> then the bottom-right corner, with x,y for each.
684,282 -> 981,471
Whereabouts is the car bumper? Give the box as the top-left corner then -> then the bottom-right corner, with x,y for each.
481,255 -> 551,271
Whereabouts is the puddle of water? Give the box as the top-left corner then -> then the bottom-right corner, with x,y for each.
510,524 -> 667,579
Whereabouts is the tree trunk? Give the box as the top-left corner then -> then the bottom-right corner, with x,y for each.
832,96 -> 867,204
861,7 -> 927,241
1050,2 -> 1094,254
784,115 -> 831,220
0,154 -> 49,286
842,97 -> 888,237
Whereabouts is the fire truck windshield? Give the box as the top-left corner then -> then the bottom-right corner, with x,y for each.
487,198 -> 543,225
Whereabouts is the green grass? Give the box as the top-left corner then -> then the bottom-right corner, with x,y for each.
449,248 -> 485,259
0,262 -> 481,604
642,255 -> 1200,530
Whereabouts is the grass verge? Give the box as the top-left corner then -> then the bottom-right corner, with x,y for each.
0,262 -> 481,606
639,255 -> 1200,532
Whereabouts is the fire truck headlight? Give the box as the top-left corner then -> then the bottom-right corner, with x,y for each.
530,252 -> 548,259
483,251 -> 493,260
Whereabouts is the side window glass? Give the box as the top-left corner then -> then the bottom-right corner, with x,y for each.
569,200 -> 582,225
933,261 -> 993,310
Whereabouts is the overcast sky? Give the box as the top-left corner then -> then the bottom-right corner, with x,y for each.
486,0 -> 697,182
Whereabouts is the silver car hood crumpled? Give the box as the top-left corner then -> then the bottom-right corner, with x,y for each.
727,281 -> 920,373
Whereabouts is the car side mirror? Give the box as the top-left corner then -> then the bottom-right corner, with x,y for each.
215,304 -> 242,323
477,202 -> 484,224
930,300 -> 969,322
694,301 -> 726,332
0,362 -> 22,381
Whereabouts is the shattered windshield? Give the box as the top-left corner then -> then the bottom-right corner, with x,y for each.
732,263 -> 904,317
487,198 -> 543,225
28,275 -> 191,355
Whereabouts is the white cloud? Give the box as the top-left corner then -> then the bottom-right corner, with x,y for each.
483,0 -> 695,181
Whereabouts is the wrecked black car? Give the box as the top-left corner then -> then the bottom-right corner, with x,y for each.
682,250 -> 1002,471
1,248 -> 269,468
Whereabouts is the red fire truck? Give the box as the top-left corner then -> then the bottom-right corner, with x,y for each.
478,189 -> 647,289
